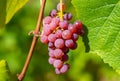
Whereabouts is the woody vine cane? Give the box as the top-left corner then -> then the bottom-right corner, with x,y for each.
17,0 -> 46,81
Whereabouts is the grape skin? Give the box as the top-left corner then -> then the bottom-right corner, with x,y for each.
53,60 -> 63,68
59,20 -> 68,30
68,24 -> 77,34
50,9 -> 57,17
40,35 -> 48,44
62,30 -> 72,39
57,3 -> 65,11
48,34 -> 56,42
55,30 -> 62,38
60,64 -> 69,73
54,49 -> 64,58
55,68 -> 61,74
65,39 -> 74,48
43,16 -> 52,24
48,57 -> 56,65
54,38 -> 64,48
74,20 -> 82,30
49,49 -> 55,58
64,13 -> 72,20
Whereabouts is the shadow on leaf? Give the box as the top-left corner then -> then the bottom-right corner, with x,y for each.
82,25 -> 90,52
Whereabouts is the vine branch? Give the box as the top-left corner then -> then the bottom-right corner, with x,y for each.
17,0 -> 46,81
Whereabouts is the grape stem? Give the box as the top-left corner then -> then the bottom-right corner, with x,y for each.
17,0 -> 46,81
60,0 -> 63,21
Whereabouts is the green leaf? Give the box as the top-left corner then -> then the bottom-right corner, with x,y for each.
6,0 -> 29,24
72,0 -> 120,73
0,60 -> 10,81
0,0 -> 6,28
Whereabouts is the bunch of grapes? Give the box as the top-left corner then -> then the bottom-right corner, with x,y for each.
40,3 -> 84,74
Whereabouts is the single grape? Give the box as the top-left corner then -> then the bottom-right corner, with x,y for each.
60,64 -> 70,73
52,17 -> 60,26
42,25 -> 51,36
71,42 -> 77,50
54,38 -> 64,48
65,39 -> 74,48
53,60 -> 63,68
64,13 -> 72,20
57,3 -> 65,11
61,47 -> 69,53
62,30 -> 72,39
40,35 -> 48,44
50,9 -> 57,17
74,20 -> 82,30
49,49 -> 55,57
48,42 -> 54,48
43,16 -> 52,24
77,29 -> 85,36
49,22 -> 57,31
62,54 -> 68,61
72,33 -> 79,41
68,23 -> 77,34
48,34 -> 56,42
55,30 -> 62,38
55,68 -> 61,74
59,20 -> 68,30
54,49 -> 64,58
48,57 -> 56,65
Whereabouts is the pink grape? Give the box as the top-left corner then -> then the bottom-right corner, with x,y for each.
49,49 -> 55,57
48,34 -> 56,42
60,64 -> 70,73
43,16 -> 52,24
54,38 -> 64,48
48,42 -> 54,48
54,49 -> 64,58
43,25 -> 51,36
40,35 -> 48,44
55,30 -> 62,38
50,9 -> 57,17
68,23 -> 77,33
55,68 -> 61,74
50,22 -> 57,31
62,30 -> 72,39
59,20 -> 68,30
65,39 -> 74,48
64,13 -> 72,20
52,17 -> 60,26
57,3 -> 65,11
48,57 -> 56,65
74,20 -> 82,30
72,33 -> 79,41
53,60 -> 63,68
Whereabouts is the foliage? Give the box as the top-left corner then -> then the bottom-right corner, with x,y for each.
0,60 -> 10,81
0,0 -> 120,81
72,0 -> 120,74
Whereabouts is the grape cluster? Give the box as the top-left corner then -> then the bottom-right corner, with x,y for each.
40,3 -> 84,74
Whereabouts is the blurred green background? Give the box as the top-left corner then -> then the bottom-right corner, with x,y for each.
0,0 -> 120,81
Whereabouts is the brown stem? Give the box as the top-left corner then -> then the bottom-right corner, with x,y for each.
17,0 -> 46,81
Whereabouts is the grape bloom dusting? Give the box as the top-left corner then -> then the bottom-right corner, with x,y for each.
40,3 -> 84,74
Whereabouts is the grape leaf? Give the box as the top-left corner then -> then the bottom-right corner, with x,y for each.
72,0 -> 120,73
0,60 -> 10,81
6,0 -> 29,24
0,0 -> 6,28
